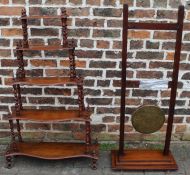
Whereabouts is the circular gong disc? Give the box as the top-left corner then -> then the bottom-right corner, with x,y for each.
131,105 -> 165,134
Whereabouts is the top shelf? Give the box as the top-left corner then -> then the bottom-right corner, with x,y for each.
16,45 -> 74,51
11,77 -> 82,86
20,15 -> 67,19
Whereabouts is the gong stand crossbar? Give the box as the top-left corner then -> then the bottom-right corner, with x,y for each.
111,4 -> 184,170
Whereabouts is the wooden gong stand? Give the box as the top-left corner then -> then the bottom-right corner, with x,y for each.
111,4 -> 184,170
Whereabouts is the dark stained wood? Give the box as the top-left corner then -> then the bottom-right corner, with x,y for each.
21,8 -> 29,48
5,142 -> 98,160
61,8 -> 68,46
119,3 -> 128,155
16,44 -> 74,51
111,150 -> 177,170
11,77 -> 83,86
164,5 -> 184,155
113,4 -> 184,171
128,22 -> 178,30
9,109 -> 91,122
16,41 -> 25,79
6,7 -> 99,169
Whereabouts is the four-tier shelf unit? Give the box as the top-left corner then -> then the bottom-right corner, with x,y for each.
5,8 -> 99,169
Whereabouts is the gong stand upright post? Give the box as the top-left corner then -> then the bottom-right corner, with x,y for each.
111,4 -> 184,171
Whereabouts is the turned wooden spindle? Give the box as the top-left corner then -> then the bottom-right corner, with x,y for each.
21,8 -> 29,48
16,41 -> 25,79
61,8 -> 68,46
69,42 -> 76,78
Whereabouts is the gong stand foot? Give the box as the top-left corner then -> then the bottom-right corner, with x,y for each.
111,149 -> 177,171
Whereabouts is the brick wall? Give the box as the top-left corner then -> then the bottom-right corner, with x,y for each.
0,0 -> 190,143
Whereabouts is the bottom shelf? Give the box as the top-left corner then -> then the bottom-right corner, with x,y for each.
5,142 -> 98,160
111,149 -> 178,170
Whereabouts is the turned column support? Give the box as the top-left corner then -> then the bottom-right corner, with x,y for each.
13,85 -> 20,115
69,40 -> 76,79
16,41 -> 25,79
61,8 -> 68,46
21,8 -> 28,48
77,77 -> 85,111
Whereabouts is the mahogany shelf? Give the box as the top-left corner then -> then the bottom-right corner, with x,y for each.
6,142 -> 98,160
8,109 -> 91,122
11,77 -> 82,86
20,15 -> 67,19
16,45 -> 74,51
5,7 -> 99,170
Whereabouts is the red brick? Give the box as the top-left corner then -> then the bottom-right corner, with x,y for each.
103,0 -> 116,6
30,59 -> 57,67
44,88 -> 71,96
93,29 -> 120,38
120,0 -> 134,6
0,49 -> 11,57
69,0 -> 82,4
1,28 -> 22,36
76,50 -> 103,58
128,30 -> 150,39
31,28 -> 58,36
0,18 -> 10,26
75,18 -> 104,27
12,0 -> 25,4
0,7 -> 23,15
69,29 -> 90,37
45,0 -> 65,4
136,70 -> 163,79
136,0 -> 150,7
61,60 -> 86,68
96,40 -> 110,49
93,8 -> 122,17
80,39 -> 94,48
29,7 -> 57,16
175,125 -> 187,133
157,10 -> 177,19
154,31 -> 176,40
102,116 -> 115,123
28,97 -> 55,104
44,18 -> 72,26
0,39 -> 10,46
29,0 -> 42,4
0,0 -> 9,4
86,0 -> 100,5
113,41 -> 122,49
166,52 -> 175,60
129,9 -> 155,18
67,7 -> 90,16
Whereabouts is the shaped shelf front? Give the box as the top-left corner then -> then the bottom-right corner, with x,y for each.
5,142 -> 98,160
11,77 -> 82,86
8,109 -> 91,122
16,45 -> 74,51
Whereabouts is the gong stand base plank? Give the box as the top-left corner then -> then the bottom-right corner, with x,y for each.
111,149 -> 177,170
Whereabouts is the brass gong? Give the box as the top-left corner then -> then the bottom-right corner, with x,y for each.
131,105 -> 165,134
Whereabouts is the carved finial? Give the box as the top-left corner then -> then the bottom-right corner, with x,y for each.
21,8 -> 26,17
